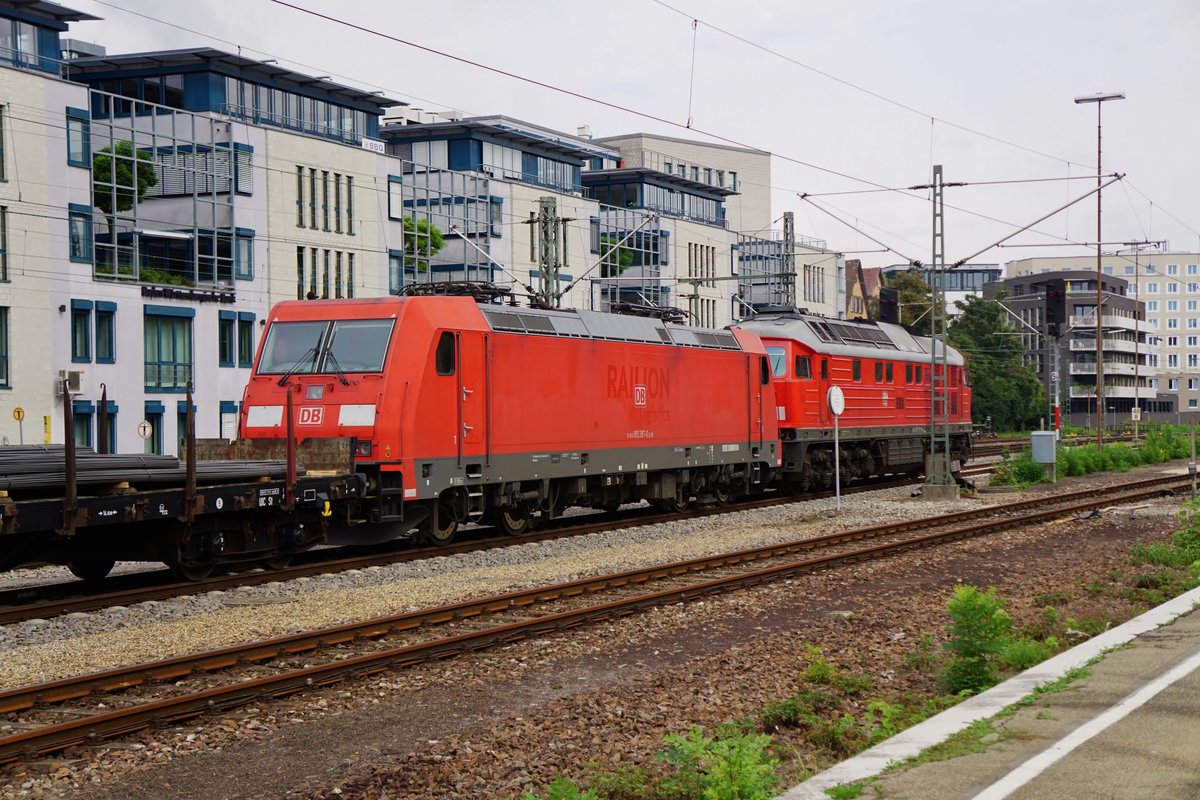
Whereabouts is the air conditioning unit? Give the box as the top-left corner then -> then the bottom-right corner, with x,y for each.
56,369 -> 84,396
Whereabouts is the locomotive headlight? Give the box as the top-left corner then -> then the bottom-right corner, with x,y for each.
356,440 -> 372,457
305,385 -> 325,400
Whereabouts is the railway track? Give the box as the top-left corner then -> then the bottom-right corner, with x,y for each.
0,471 -> 1185,764
0,474 -> 935,626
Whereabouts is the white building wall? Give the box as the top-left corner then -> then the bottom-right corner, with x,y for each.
1,66 -> 91,446
594,133 -> 771,235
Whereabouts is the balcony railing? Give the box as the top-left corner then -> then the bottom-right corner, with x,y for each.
1068,338 -> 1144,355
1069,385 -> 1152,399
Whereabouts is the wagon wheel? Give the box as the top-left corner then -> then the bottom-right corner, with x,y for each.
415,503 -> 459,546
67,557 -> 116,583
494,507 -> 531,536
712,485 -> 732,506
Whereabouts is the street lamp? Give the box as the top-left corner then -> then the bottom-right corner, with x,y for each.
1075,91 -> 1125,448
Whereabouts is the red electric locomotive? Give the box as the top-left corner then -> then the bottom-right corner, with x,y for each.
736,312 -> 972,489
241,295 -> 779,544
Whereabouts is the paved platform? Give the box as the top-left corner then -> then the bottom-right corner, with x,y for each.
779,585 -> 1200,800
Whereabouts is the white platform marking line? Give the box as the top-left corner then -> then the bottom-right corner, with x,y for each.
971,645 -> 1200,800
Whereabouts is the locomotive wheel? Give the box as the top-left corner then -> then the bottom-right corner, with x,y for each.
656,493 -> 690,513
67,557 -> 116,582
415,509 -> 459,546
713,486 -> 732,506
170,561 -> 215,582
495,508 -> 531,536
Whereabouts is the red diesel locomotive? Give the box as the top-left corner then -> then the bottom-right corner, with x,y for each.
738,311 -> 972,489
241,295 -> 780,544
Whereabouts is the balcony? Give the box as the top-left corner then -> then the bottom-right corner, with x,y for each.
1069,385 -> 1152,399
1069,362 -> 1141,377
1068,338 -> 1145,356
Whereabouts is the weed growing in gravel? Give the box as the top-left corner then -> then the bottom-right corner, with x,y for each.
901,632 -> 940,674
1033,591 -> 1071,606
998,637 -> 1055,671
520,775 -> 600,800
826,779 -> 872,799
658,726 -> 780,800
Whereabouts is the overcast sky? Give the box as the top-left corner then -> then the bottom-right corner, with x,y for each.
65,0 -> 1200,270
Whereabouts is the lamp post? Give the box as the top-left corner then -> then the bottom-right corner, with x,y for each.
1075,91 -> 1125,448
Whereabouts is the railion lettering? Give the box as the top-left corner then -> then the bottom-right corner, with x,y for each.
606,365 -> 671,400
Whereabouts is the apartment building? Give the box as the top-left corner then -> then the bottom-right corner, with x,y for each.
1007,254 -> 1198,423
985,269 -> 1173,429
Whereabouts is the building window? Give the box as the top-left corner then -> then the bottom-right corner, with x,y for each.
296,166 -> 305,227
309,168 -> 318,228
95,302 -> 115,363
68,205 -> 93,262
1169,378 -> 1178,391
346,176 -> 354,235
144,310 -> 193,391
321,170 -> 330,231
234,233 -> 253,280
0,105 -> 5,181
347,253 -> 355,298
66,109 -> 90,168
73,403 -> 92,448
0,307 -> 8,387
218,311 -> 235,367
1147,301 -> 1158,311
296,246 -> 306,299
0,206 -> 7,281
1147,282 -> 1158,293
1167,264 -> 1179,275
1191,378 -> 1199,391
334,173 -> 342,233
389,250 -> 404,295
237,313 -> 255,367
71,300 -> 92,362
1168,283 -> 1179,293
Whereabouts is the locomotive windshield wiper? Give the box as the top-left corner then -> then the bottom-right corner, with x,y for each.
275,346 -> 319,387
322,349 -> 354,386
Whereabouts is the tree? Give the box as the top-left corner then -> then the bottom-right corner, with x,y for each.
92,140 -> 157,224
598,233 -> 635,277
882,270 -> 940,335
948,295 -> 1045,432
401,216 -> 445,273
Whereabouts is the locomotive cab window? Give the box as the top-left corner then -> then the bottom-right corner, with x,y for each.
915,365 -> 923,383
795,355 -> 812,379
321,319 -> 394,373
874,361 -> 883,382
851,359 -> 861,381
905,363 -> 913,384
765,346 -> 787,377
760,355 -> 771,385
435,331 -> 456,376
820,359 -> 828,380
257,320 -> 328,374
886,362 -> 893,383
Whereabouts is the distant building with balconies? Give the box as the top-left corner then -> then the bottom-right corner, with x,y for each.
984,270 -> 1173,429
1007,253 -> 1200,424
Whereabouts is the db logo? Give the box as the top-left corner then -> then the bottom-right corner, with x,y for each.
633,385 -> 647,407
297,406 -> 324,426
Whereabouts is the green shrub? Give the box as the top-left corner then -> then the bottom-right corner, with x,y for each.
520,776 -> 599,800
758,690 -> 841,730
940,585 -> 1013,694
998,638 -> 1053,671
659,726 -> 780,800
991,449 -> 1046,487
